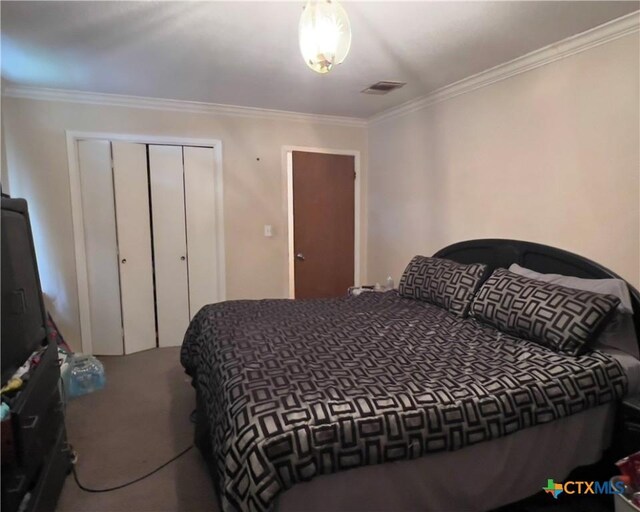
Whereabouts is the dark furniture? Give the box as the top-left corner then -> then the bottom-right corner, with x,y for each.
186,238 -> 640,512
434,238 -> 640,350
1,198 -> 48,383
1,344 -> 71,512
187,238 -> 640,512
1,197 -> 70,512
440,240 -> 640,475
619,395 -> 640,455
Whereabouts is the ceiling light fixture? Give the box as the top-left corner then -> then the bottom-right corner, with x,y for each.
299,0 -> 351,74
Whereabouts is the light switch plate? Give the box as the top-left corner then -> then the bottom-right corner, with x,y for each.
264,224 -> 273,237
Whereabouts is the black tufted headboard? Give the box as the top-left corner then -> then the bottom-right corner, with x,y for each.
434,239 -> 640,353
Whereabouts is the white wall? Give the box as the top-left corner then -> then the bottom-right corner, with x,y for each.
3,30 -> 638,354
2,99 -> 367,351
368,33 -> 640,289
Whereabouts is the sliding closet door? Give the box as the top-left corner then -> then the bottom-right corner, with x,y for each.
149,145 -> 190,347
183,146 -> 218,316
77,140 -> 123,355
112,142 -> 156,354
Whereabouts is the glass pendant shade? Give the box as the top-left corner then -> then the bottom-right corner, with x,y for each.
299,0 -> 351,74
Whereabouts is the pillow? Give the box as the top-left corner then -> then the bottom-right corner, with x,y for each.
471,268 -> 620,356
509,263 -> 639,358
398,256 -> 487,317
509,263 -> 633,313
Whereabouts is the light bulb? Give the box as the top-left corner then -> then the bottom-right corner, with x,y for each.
299,0 -> 351,74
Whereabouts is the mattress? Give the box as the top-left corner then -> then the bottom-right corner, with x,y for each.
277,402 -> 617,511
278,352 -> 640,512
181,291 -> 629,512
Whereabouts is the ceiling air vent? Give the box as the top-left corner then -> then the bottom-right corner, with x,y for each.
361,81 -> 406,95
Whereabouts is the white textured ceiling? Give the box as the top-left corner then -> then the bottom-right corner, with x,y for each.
1,1 -> 637,118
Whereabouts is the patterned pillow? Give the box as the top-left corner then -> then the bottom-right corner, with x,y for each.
398,256 -> 487,317
471,268 -> 621,355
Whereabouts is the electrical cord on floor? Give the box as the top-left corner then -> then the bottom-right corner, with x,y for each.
60,357 -> 199,494
71,444 -> 194,493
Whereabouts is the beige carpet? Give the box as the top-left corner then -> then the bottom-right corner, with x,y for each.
57,347 -> 219,512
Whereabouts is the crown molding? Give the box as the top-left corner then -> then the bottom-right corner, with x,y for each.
369,10 -> 640,125
1,85 -> 367,128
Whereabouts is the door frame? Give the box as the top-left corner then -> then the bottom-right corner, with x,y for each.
282,145 -> 361,299
66,130 -> 226,354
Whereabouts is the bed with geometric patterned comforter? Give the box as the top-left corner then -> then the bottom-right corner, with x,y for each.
180,290 -> 628,512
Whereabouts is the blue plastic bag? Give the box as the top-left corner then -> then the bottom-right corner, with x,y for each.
68,355 -> 106,398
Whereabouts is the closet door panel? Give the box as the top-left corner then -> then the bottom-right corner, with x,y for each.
112,142 -> 156,354
77,140 -> 123,355
149,145 -> 190,347
184,146 -> 218,316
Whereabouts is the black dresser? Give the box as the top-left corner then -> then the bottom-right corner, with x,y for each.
1,343 -> 71,512
1,196 -> 71,512
619,395 -> 640,455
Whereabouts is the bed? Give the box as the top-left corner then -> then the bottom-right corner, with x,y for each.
181,239 -> 640,512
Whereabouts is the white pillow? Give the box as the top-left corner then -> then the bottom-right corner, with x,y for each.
509,263 -> 638,358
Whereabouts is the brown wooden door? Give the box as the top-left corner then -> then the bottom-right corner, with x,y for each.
293,151 -> 355,299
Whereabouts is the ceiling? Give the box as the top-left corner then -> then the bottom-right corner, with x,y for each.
1,1 -> 637,119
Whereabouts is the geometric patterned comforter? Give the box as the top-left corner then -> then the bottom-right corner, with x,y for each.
180,291 -> 628,512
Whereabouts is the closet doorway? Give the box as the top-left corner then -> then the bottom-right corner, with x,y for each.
67,132 -> 225,356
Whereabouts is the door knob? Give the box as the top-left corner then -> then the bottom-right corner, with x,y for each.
121,258 -> 127,264
296,253 -> 305,261
181,256 -> 186,261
